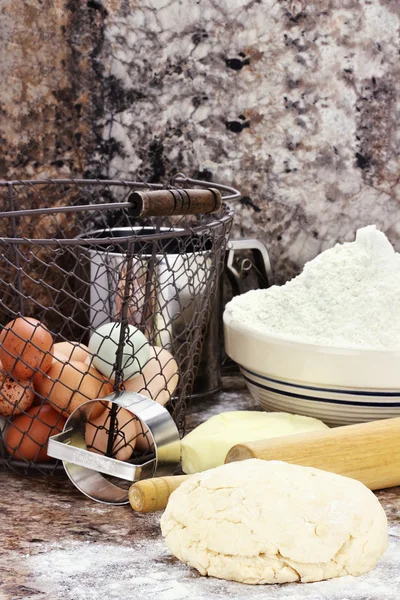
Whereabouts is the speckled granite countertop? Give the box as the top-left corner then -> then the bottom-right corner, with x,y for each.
1,378 -> 400,600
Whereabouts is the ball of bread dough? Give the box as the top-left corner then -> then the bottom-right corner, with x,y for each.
161,460 -> 388,585
181,411 -> 329,474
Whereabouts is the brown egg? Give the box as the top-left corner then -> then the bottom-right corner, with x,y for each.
53,342 -> 90,363
33,349 -> 69,391
35,360 -> 112,419
4,404 -> 66,462
0,371 -> 34,417
124,346 -> 179,406
0,317 -> 53,379
85,406 -> 137,461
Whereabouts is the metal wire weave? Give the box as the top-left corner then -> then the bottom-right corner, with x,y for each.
0,176 -> 235,475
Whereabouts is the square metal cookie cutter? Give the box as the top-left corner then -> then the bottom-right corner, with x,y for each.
47,391 -> 181,505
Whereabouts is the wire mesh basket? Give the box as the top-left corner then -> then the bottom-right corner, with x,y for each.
0,175 -> 236,476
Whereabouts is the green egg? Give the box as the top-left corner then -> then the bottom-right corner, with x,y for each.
89,322 -> 150,381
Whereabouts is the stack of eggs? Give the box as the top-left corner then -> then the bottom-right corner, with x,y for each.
0,318 -> 179,463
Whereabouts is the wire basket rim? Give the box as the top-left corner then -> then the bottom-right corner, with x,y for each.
0,204 -> 235,246
0,175 -> 241,201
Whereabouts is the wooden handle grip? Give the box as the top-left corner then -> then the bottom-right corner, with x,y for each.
128,188 -> 222,217
225,417 -> 400,490
129,475 -> 190,512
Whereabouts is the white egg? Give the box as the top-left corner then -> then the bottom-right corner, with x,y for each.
89,322 -> 150,381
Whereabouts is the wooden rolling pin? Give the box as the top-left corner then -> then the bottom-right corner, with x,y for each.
129,475 -> 188,513
129,416 -> 400,513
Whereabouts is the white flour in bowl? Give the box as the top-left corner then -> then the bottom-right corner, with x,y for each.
225,225 -> 400,350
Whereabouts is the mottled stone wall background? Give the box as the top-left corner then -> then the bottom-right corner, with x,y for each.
0,0 -> 106,179
1,0 -> 400,282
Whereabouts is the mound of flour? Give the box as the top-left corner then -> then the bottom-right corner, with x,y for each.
225,226 -> 400,349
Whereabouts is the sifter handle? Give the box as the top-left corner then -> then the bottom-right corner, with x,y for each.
225,416 -> 400,490
129,475 -> 190,512
128,188 -> 222,217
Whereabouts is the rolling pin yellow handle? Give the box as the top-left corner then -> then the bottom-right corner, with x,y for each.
129,475 -> 190,513
225,416 -> 400,491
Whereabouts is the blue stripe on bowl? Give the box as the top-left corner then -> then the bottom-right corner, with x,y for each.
242,367 -> 400,398
241,371 -> 400,407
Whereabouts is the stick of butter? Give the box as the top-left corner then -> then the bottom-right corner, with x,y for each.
181,411 -> 329,474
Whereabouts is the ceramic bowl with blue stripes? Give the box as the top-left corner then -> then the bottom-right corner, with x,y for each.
223,315 -> 400,426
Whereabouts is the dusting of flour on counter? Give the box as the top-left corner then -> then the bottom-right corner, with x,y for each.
21,523 -> 400,600
225,226 -> 400,349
